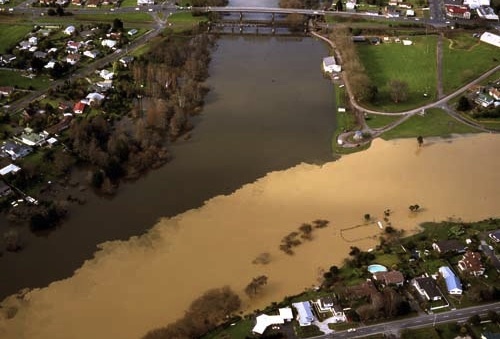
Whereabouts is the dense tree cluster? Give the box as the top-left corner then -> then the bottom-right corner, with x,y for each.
142,286 -> 241,339
245,275 -> 268,298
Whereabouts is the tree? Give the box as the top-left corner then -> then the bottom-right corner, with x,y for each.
335,0 -> 343,11
457,96 -> 471,111
299,223 -> 313,240
112,18 -> 124,32
364,213 -> 371,222
245,275 -> 268,298
417,135 -> 423,147
487,310 -> 499,323
389,79 -> 409,103
468,314 -> 481,326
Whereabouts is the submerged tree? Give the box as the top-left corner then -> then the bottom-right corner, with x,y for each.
245,275 -> 268,298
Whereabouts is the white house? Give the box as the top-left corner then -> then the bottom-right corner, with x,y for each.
251,308 -> 293,335
99,69 -> 114,80
64,25 -> 76,35
101,39 -> 117,48
480,32 -> 500,48
439,266 -> 463,295
463,0 -> 489,8
128,29 -> 138,36
137,0 -> 154,5
83,50 -> 100,59
28,36 -> 38,45
0,164 -> 21,176
44,61 -> 56,69
292,301 -> 315,326
84,92 -> 105,105
96,80 -> 113,90
322,56 -> 341,73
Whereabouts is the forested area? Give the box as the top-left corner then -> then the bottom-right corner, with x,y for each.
67,29 -> 216,193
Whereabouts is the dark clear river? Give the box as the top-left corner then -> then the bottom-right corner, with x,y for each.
0,6 -> 336,299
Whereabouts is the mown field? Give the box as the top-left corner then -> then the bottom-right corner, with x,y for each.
0,23 -> 32,53
381,108 -> 479,139
442,32 -> 499,93
357,35 -> 438,111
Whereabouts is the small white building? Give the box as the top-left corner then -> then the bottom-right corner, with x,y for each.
137,0 -> 154,5
0,164 -> 21,176
322,56 -> 341,73
463,0 -> 489,8
83,50 -> 100,59
402,39 -> 413,46
292,301 -> 315,326
101,39 -> 117,48
480,32 -> 500,48
64,25 -> 76,35
99,69 -> 114,80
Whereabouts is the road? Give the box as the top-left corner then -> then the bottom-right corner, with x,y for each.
315,301 -> 500,338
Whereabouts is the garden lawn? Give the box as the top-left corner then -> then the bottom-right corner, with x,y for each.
0,24 -> 32,54
442,33 -> 499,93
365,113 -> 401,129
202,319 -> 253,339
0,70 -> 51,90
357,35 -> 437,111
381,108 -> 479,139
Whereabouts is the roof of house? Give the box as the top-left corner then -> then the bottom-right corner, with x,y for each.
0,164 -> 21,176
374,270 -> 405,285
439,266 -> 462,292
489,230 -> 500,242
320,296 -> 334,307
433,239 -> 465,253
414,276 -> 441,299
445,4 -> 469,14
459,251 -> 484,272
73,101 -> 86,112
292,301 -> 315,325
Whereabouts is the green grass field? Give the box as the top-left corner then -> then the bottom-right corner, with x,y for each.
442,33 -> 499,93
202,319 -> 253,339
365,113 -> 401,129
0,70 -> 51,90
357,35 -> 437,111
0,24 -> 32,54
381,108 -> 479,139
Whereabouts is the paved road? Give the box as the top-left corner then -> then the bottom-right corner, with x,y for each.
315,301 -> 500,338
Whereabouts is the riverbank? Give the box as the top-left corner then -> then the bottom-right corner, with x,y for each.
1,133 -> 499,339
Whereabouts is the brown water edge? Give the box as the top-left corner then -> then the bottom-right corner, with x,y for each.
1,133 -> 500,339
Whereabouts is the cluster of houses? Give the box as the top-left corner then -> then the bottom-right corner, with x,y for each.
252,297 -> 347,335
250,233 -> 500,336
444,0 -> 499,20
468,74 -> 500,109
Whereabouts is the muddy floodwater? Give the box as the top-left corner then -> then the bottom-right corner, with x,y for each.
1,134 -> 500,339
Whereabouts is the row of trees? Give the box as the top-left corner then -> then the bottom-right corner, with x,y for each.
330,26 -> 378,103
142,286 -> 241,339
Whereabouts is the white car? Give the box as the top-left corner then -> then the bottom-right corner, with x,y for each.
347,328 -> 356,332
135,7 -> 140,10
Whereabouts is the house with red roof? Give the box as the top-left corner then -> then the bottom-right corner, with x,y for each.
445,4 -> 471,19
73,102 -> 87,114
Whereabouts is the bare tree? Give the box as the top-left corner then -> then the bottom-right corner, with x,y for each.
389,79 -> 409,103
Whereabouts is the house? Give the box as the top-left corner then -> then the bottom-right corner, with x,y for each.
119,56 -> 134,66
432,239 -> 466,254
73,102 -> 87,114
322,56 -> 341,73
406,9 -> 415,16
489,230 -> 500,243
101,39 -> 117,48
0,54 -> 16,64
0,182 -> 12,197
346,0 -> 356,10
489,87 -> 500,101
315,297 -> 346,322
15,127 -> 48,146
0,164 -> 21,176
44,61 -> 56,69
19,41 -> 31,50
96,80 -> 113,90
413,276 -> 442,301
84,92 -> 105,106
0,86 -> 15,97
1,141 -> 32,160
445,4 -> 471,19
83,50 -> 100,59
292,301 -> 315,326
373,270 -> 405,286
66,54 -> 81,65
458,251 -> 485,276
64,25 -> 76,35
137,0 -> 154,5
463,0 -> 489,9
439,266 -> 463,295
33,51 -> 47,59
251,308 -> 293,335
477,6 -> 499,20
480,32 -> 500,48
475,93 -> 495,107
86,0 -> 100,6
99,69 -> 114,80
67,41 -> 82,53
